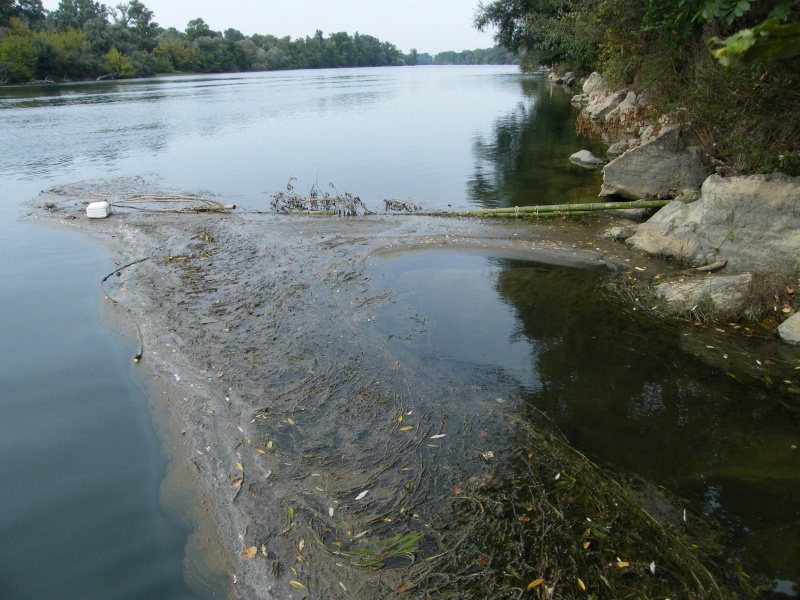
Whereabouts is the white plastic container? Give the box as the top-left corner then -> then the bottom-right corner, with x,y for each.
86,201 -> 110,219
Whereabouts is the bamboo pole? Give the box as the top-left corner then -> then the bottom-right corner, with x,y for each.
448,199 -> 672,218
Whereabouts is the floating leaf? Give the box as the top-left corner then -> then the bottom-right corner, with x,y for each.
528,578 -> 545,589
355,490 -> 369,501
396,582 -> 416,592
241,546 -> 257,559
289,581 -> 307,590
399,426 -> 413,431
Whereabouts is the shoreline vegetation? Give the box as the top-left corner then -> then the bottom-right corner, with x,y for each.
476,0 -> 799,177
0,1 -> 517,85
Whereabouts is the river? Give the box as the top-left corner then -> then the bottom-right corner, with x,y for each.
1,66 -> 797,598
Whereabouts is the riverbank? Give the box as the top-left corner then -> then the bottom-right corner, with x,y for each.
28,184 -> 792,598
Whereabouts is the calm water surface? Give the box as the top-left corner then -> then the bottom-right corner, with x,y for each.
1,66 -> 796,597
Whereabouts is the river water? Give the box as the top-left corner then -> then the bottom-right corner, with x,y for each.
1,66 -> 797,598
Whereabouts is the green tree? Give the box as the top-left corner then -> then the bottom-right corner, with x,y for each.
104,44 -> 133,75
47,0 -> 105,32
0,0 -> 45,29
113,0 -> 158,51
185,17 -> 216,41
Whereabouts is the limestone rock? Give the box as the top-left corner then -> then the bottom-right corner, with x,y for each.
778,313 -> 800,345
583,72 -> 608,96
599,224 -> 639,241
626,173 -> 800,273
563,72 -> 576,87
600,126 -> 707,200
696,174 -> 800,273
655,273 -> 754,317
569,150 -> 606,168
571,93 -> 589,105
626,199 -> 711,266
585,89 -> 628,120
605,90 -> 639,122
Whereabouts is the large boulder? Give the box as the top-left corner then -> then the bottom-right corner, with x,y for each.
605,90 -> 639,123
600,126 -> 707,200
626,199 -> 710,265
696,174 -> 800,273
582,72 -> 608,96
626,173 -> 800,273
585,89 -> 628,120
655,273 -> 754,317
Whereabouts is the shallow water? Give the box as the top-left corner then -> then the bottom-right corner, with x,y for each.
368,252 -> 800,593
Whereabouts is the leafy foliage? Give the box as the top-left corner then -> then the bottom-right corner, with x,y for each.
0,0 -> 439,84
476,0 -> 800,174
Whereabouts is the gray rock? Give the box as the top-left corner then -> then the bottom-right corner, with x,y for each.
599,224 -> 639,241
585,89 -> 628,120
605,90 -> 639,122
571,93 -> 589,105
562,72 -> 576,87
569,150 -> 606,168
626,173 -> 800,273
606,140 -> 630,159
655,273 -> 754,317
626,199 -> 711,266
600,126 -> 708,200
778,313 -> 800,345
583,72 -> 607,96
696,174 -> 800,273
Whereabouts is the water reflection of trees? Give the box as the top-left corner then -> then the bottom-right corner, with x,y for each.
468,75 -> 605,208
492,259 -> 800,583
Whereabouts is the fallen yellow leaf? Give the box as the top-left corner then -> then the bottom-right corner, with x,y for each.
255,448 -> 265,454
397,414 -> 403,423
399,426 -> 413,431
289,580 -> 307,590
241,546 -> 257,559
527,578 -> 545,589
287,418 -> 295,425
577,577 -> 586,591
396,582 -> 415,592
617,561 -> 629,568
237,462 -> 243,471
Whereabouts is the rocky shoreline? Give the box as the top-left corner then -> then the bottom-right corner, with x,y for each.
554,70 -> 800,345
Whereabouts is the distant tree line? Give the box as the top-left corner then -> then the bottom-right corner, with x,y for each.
0,0 -> 424,83
431,46 -> 518,65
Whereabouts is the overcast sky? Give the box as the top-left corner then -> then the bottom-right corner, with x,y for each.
40,0 -> 498,54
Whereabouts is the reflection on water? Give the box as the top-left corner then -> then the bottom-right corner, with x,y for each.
469,75 -> 606,208
370,252 -> 800,594
0,66 -> 597,212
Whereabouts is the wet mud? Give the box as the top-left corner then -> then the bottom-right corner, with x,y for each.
28,190 -> 750,599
